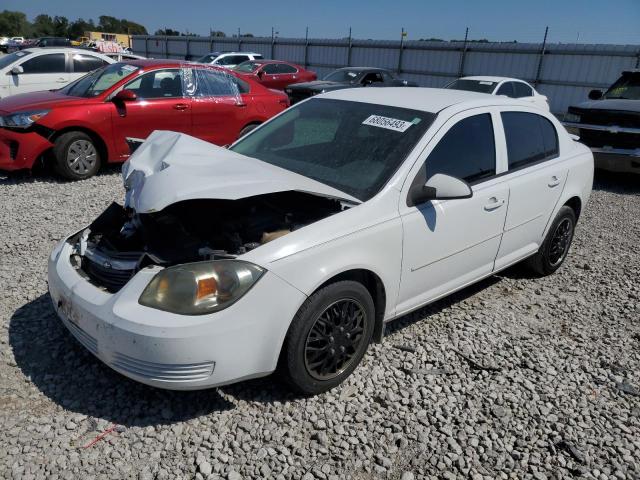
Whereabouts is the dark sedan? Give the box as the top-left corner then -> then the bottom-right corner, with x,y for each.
285,67 -> 417,104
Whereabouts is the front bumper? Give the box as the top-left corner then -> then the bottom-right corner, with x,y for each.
47,239 -> 307,390
0,128 -> 53,171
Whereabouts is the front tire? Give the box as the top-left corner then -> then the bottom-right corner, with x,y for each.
280,281 -> 375,395
526,206 -> 576,276
53,131 -> 101,180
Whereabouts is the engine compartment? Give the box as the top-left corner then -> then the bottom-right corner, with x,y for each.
73,191 -> 347,292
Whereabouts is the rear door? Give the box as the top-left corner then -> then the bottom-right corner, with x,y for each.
494,110 -> 568,269
9,52 -> 68,94
110,68 -> 192,158
189,68 -> 250,145
274,63 -> 299,89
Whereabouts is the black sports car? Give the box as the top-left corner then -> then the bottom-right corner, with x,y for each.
285,67 -> 418,104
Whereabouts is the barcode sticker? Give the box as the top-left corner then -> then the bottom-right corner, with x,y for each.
362,115 -> 413,132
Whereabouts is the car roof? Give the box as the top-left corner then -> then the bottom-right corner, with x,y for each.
21,47 -> 111,56
321,87 -> 525,113
336,67 -> 390,73
460,75 -> 529,84
205,51 -> 261,56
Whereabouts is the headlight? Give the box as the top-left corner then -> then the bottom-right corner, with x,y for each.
139,260 -> 265,315
564,113 -> 581,123
0,109 -> 49,128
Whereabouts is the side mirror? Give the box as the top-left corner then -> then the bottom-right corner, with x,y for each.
588,89 -> 603,100
257,70 -> 265,78
10,65 -> 23,75
408,173 -> 472,206
113,89 -> 137,102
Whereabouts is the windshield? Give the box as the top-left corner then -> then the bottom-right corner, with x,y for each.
446,79 -> 497,94
324,69 -> 363,83
234,61 -> 261,73
230,98 -> 435,201
603,73 -> 640,100
197,54 -> 216,64
0,50 -> 32,70
60,63 -> 140,98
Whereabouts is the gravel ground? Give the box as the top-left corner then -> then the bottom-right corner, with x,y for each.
0,167 -> 639,480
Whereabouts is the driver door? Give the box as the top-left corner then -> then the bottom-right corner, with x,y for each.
396,109 -> 509,315
110,68 -> 192,158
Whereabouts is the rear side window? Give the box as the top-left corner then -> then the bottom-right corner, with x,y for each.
277,63 -> 297,74
513,82 -> 533,98
21,53 -> 66,74
72,54 -> 107,73
501,112 -> 559,170
424,113 -> 496,183
191,69 -> 249,96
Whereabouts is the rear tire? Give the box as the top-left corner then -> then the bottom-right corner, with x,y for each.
526,206 -> 576,276
238,123 -> 260,139
280,281 -> 375,395
53,131 -> 101,180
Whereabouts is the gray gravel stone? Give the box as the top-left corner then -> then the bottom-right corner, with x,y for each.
0,170 -> 639,479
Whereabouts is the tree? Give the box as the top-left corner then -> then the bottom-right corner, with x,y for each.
155,28 -> 181,36
68,18 -> 95,39
53,16 -> 69,37
0,10 -> 30,36
31,14 -> 54,37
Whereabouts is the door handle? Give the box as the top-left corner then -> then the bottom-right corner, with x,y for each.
548,176 -> 561,187
173,103 -> 189,111
484,197 -> 505,211
235,102 -> 247,108
56,77 -> 67,83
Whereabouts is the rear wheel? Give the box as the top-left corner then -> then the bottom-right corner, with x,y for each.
526,206 -> 576,276
53,131 -> 101,180
280,281 -> 375,395
238,123 -> 260,139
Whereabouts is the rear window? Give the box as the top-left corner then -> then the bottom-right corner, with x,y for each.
501,112 -> 559,170
447,79 -> 496,94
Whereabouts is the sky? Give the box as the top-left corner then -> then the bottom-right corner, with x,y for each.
4,0 -> 640,45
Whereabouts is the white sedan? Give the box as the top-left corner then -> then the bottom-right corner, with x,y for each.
0,48 -> 115,98
447,76 -> 550,111
48,88 -> 593,394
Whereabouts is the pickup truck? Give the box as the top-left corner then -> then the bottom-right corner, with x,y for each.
563,70 -> 640,174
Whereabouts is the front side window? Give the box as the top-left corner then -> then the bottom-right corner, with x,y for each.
234,61 -> 261,73
21,53 -> 66,74
501,112 -> 559,170
125,69 -> 183,98
513,82 -> 533,98
422,113 -> 496,184
496,82 -> 516,98
324,69 -> 362,83
72,54 -> 107,73
263,63 -> 280,74
231,98 -> 435,201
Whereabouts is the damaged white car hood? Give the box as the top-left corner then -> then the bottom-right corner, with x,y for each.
122,131 -> 360,213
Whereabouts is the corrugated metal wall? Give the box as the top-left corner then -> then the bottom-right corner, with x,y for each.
132,35 -> 640,113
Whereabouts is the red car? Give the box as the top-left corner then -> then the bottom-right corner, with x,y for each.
0,60 -> 289,180
233,60 -> 317,90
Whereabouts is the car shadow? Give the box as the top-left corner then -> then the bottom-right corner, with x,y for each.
383,274 -> 502,337
9,293 -> 236,427
593,170 -> 640,195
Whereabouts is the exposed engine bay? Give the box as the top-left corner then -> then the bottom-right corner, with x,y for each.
71,191 -> 347,292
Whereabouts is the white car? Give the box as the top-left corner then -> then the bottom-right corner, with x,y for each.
0,48 -> 115,98
48,88 -> 593,394
447,76 -> 550,111
195,51 -> 264,69
103,52 -> 147,62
